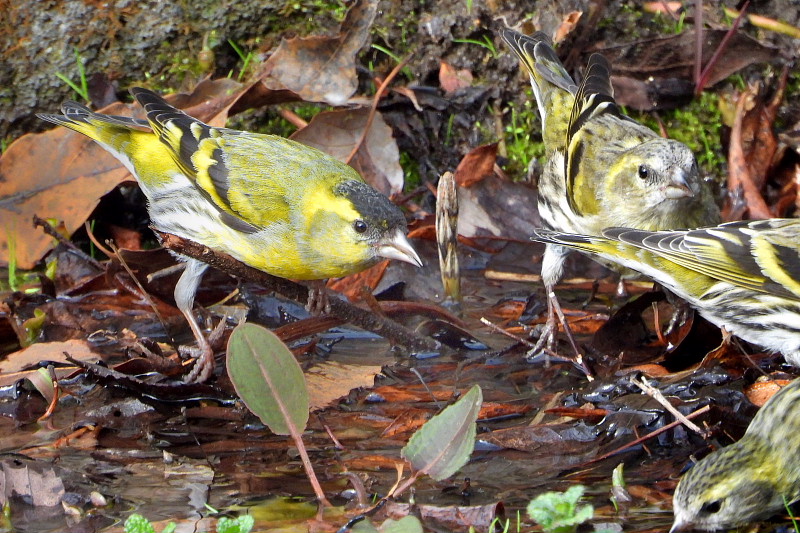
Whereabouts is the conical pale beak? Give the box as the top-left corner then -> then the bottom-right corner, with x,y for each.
377,228 -> 423,267
664,170 -> 695,199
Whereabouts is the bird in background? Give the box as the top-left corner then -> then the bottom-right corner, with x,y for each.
500,28 -> 720,364
532,218 -> 800,367
39,88 -> 422,382
672,376 -> 800,530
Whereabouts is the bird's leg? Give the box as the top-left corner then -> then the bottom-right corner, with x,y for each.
547,290 -> 583,358
662,287 -> 694,337
527,243 -> 590,376
581,278 -> 600,308
173,258 -> 215,383
306,280 -> 331,316
527,289 -> 590,377
528,291 -> 558,362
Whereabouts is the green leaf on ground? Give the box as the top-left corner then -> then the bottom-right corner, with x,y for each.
227,323 -> 309,435
401,384 -> 482,481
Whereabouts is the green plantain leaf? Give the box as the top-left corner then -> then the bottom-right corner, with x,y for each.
351,516 -> 423,533
401,384 -> 482,481
227,323 -> 309,435
380,516 -> 424,533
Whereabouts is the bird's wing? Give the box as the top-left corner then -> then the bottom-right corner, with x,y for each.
564,53 -> 631,217
608,221 -> 800,299
132,87 -> 267,232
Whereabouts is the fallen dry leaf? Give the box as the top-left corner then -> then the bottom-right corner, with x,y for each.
0,458 -> 65,507
457,173 -> 541,241
0,339 -> 107,377
0,115 -> 132,269
260,0 -> 378,106
642,2 -> 683,15
438,61 -> 473,94
453,142 -> 498,188
306,361 -> 382,411
745,378 -> 791,407
327,259 -> 389,300
554,11 -> 583,43
726,86 -> 773,219
609,75 -> 694,111
599,30 -> 777,110
383,501 -> 501,532
734,70 -> 788,193
0,79 -> 245,269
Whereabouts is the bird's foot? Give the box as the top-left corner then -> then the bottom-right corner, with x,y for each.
526,291 -> 593,379
131,338 -> 181,374
181,319 -> 226,383
306,281 -> 331,316
525,321 -> 557,363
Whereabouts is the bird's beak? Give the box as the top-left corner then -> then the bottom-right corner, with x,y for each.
377,228 -> 423,267
664,170 -> 695,199
669,517 -> 687,533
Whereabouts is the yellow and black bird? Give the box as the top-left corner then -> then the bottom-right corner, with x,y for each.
39,88 -> 422,382
500,28 -> 720,358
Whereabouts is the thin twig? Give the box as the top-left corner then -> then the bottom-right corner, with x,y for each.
549,290 -> 593,380
83,221 -> 116,259
582,405 -> 711,466
278,107 -> 308,129
652,301 -> 667,346
105,239 -> 174,346
32,215 -> 104,269
631,376 -> 707,436
480,316 -> 536,348
693,0 -> 703,87
410,367 -> 443,410
345,52 -> 414,165
480,316 -> 593,378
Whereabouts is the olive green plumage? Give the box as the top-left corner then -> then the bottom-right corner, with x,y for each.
38,88 -> 422,382
672,378 -> 800,530
500,28 -> 720,352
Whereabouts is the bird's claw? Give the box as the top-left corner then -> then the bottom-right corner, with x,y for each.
525,322 -> 557,362
306,284 -> 331,316
181,318 -> 226,383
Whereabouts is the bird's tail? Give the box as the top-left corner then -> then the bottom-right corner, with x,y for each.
37,101 -> 149,151
500,28 -> 579,148
500,28 -> 577,120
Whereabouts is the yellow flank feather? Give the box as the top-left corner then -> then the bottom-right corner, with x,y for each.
38,87 -> 422,382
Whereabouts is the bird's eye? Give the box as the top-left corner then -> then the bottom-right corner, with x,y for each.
700,500 -> 722,514
353,220 -> 368,233
637,165 -> 650,180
